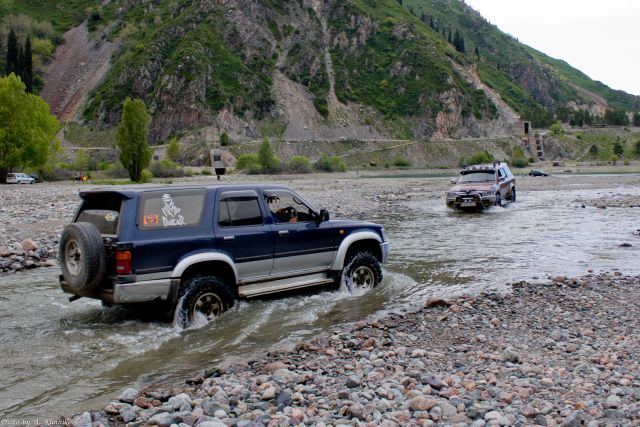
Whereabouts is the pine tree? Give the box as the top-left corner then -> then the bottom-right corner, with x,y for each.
20,37 -> 33,93
447,29 -> 452,44
453,30 -> 460,50
6,29 -> 19,76
474,46 -> 480,61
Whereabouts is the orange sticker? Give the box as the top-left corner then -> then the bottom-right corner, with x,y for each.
144,214 -> 159,226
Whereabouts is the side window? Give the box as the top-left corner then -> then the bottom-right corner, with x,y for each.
264,190 -> 316,223
138,189 -> 206,230
498,168 -> 506,179
218,191 -> 263,227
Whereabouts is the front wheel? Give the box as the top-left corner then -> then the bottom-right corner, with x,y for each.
510,188 -> 517,202
343,252 -> 383,291
177,276 -> 234,327
495,193 -> 502,207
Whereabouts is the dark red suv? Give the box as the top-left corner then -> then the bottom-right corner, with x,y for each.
445,163 -> 516,210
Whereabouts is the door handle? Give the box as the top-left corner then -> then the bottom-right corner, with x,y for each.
223,235 -> 235,241
278,230 -> 290,236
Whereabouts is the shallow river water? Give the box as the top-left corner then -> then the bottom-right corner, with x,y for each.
1,179 -> 639,419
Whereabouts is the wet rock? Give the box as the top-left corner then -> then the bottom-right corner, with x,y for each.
119,388 -> 139,403
147,412 -> 182,427
71,412 -> 92,427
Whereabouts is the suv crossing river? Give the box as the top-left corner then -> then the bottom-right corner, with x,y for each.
59,184 -> 389,326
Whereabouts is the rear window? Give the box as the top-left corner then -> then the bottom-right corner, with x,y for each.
138,189 -> 206,230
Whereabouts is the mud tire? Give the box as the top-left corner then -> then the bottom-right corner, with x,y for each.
59,222 -> 106,292
177,276 -> 234,327
511,188 -> 517,203
344,252 -> 383,291
495,194 -> 502,207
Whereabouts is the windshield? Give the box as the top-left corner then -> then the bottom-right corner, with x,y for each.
458,171 -> 496,183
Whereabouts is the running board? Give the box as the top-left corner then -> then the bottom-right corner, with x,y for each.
238,273 -> 334,298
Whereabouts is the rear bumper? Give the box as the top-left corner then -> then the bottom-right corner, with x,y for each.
60,276 -> 175,304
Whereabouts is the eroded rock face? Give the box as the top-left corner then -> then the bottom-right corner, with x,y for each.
79,0 -> 514,144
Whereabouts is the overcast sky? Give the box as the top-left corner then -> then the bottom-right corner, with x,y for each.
464,0 -> 640,96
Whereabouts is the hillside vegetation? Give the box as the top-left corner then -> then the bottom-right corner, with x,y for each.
2,0 -> 639,147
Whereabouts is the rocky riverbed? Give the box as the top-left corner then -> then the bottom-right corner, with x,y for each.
61,272 -> 639,427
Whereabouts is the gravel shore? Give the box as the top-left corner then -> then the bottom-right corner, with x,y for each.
66,272 -> 639,427
1,172 -> 639,427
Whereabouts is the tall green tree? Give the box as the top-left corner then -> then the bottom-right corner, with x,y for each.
6,29 -> 19,76
20,36 -> 33,93
633,111 -> 640,126
257,138 -> 280,172
116,97 -> 151,182
166,137 -> 180,162
0,73 -> 59,182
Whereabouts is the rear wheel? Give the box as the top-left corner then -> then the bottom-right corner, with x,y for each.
177,276 -> 234,327
343,252 -> 383,291
510,188 -> 517,202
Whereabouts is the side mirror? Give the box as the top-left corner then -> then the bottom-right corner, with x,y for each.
450,178 -> 457,184
317,209 -> 330,223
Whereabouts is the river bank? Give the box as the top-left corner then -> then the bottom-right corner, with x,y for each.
63,272 -> 640,427
1,170 -> 639,426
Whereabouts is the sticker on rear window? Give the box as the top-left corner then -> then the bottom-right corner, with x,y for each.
161,194 -> 187,227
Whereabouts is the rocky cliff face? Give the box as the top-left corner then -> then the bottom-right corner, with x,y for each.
80,0 -> 515,144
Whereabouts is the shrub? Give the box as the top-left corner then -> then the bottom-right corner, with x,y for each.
201,169 -> 212,175
150,159 -> 186,178
549,122 -> 562,134
467,150 -> 494,165
510,158 -> 529,168
43,167 -> 73,182
393,157 -> 411,167
236,154 -> 260,171
287,156 -> 311,173
220,132 -> 230,146
139,169 -> 153,183
315,155 -> 347,172
105,163 -> 129,178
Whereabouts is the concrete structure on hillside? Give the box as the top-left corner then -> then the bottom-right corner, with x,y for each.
519,120 -> 545,161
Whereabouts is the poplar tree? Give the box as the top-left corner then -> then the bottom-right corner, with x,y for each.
20,36 -> 33,93
116,98 -> 152,182
6,30 -> 19,76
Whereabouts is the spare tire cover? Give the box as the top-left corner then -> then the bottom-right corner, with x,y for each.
59,222 -> 107,292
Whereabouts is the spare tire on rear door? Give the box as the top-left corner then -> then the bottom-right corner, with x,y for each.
59,222 -> 107,292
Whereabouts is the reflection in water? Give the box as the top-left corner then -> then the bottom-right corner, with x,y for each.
1,185 -> 639,418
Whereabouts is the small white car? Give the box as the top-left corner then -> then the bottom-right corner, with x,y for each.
6,173 -> 35,184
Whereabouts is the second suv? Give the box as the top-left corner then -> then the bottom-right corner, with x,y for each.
446,163 -> 516,210
59,184 -> 390,326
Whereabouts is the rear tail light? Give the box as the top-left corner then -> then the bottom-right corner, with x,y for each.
115,250 -> 132,275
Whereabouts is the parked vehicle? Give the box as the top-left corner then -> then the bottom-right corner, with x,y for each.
59,184 -> 390,326
6,173 -> 35,184
529,170 -> 549,177
445,163 -> 516,210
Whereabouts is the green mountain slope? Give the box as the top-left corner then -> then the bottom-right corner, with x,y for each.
3,0 -> 639,143
405,0 -> 640,112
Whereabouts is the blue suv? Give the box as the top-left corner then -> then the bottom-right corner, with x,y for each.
59,184 -> 389,326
